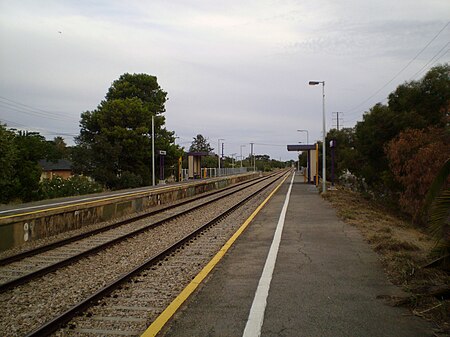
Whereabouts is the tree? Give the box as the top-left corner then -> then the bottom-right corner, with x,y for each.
187,134 -> 217,168
75,73 -> 182,188
352,64 -> 449,196
325,127 -> 358,181
425,158 -> 450,264
189,134 -> 214,153
0,124 -> 18,203
385,127 -> 449,222
13,131 -> 51,201
388,64 -> 450,127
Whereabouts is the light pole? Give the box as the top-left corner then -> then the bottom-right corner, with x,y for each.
218,138 -> 224,176
309,80 -> 326,193
240,145 -> 246,168
297,129 -> 309,144
297,129 -> 309,178
152,116 -> 155,186
330,140 -> 336,186
231,153 -> 236,168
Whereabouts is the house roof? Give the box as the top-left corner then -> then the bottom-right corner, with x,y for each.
38,159 -> 72,171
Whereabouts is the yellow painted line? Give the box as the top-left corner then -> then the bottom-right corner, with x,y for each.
141,171 -> 291,337
0,185 -> 181,220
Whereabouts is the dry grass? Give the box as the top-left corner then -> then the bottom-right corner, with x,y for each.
322,186 -> 450,335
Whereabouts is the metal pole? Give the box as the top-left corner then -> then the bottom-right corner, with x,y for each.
250,142 -> 254,172
307,150 -> 311,183
218,138 -> 224,176
240,146 -> 243,168
336,111 -> 340,131
331,141 -> 335,186
322,82 -> 326,193
297,130 -> 309,145
218,139 -> 220,175
240,145 -> 245,168
152,115 -> 155,186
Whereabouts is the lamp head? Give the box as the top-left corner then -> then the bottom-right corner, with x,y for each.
309,81 -> 320,85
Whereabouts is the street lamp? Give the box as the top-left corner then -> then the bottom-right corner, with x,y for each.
297,141 -> 302,172
240,145 -> 246,168
230,153 -> 237,168
297,129 -> 309,144
309,80 -> 326,193
218,138 -> 224,176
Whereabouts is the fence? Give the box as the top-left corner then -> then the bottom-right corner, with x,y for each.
181,167 -> 250,180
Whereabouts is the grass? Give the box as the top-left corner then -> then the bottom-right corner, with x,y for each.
322,186 -> 450,335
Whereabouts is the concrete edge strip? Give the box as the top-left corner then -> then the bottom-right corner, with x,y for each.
242,172 -> 295,337
140,172 -> 292,337
0,186 -> 176,220
0,174 -> 253,220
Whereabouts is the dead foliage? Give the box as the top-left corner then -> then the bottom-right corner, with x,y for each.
322,186 -> 450,334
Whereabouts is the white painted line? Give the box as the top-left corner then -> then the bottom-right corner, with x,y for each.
242,173 -> 295,337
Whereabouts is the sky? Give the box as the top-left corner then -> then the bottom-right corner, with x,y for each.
0,0 -> 449,161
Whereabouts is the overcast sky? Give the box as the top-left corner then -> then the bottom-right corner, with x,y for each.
0,1 -> 448,161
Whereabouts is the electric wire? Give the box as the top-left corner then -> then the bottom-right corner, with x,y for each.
343,21 -> 449,116
409,43 -> 450,80
0,96 -> 79,122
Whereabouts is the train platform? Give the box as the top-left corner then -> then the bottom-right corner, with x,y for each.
154,172 -> 434,337
0,173 -> 257,252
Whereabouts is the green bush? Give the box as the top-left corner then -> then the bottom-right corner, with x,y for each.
115,171 -> 143,189
39,175 -> 103,199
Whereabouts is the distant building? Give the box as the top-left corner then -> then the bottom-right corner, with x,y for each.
38,159 -> 73,181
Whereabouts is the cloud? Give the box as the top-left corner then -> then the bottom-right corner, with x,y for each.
0,0 -> 448,160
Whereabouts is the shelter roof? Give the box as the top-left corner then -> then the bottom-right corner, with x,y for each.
287,144 -> 316,151
186,151 -> 210,157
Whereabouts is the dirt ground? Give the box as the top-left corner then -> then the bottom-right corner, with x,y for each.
322,186 -> 450,336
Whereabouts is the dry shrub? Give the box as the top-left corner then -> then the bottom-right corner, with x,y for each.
385,127 -> 450,223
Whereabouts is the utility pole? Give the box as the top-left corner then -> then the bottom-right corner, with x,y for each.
240,145 -> 246,168
152,116 -> 155,186
231,153 -> 236,168
218,138 -> 224,176
250,142 -> 254,172
332,112 -> 343,131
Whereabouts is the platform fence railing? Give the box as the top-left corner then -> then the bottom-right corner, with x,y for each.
181,167 -> 250,180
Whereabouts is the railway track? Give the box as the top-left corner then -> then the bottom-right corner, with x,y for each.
0,172 -> 277,292
1,170 -> 290,336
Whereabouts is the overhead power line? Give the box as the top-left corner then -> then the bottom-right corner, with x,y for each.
344,21 -> 450,116
0,96 -> 78,122
409,42 -> 450,80
253,143 -> 286,147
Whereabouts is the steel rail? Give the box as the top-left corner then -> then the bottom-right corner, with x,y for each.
24,170 -> 290,337
0,172 -> 277,267
0,172 -> 284,293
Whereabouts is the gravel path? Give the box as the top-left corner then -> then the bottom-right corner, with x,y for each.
0,173 -> 283,336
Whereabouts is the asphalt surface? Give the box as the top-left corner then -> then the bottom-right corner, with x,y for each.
159,172 -> 434,337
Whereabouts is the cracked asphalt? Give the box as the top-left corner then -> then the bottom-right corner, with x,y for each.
159,173 -> 435,337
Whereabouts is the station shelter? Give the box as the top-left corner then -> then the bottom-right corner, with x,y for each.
187,152 -> 209,179
286,144 -> 319,186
